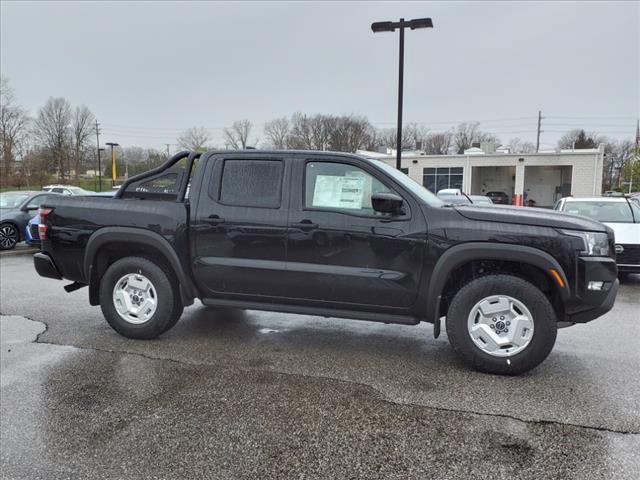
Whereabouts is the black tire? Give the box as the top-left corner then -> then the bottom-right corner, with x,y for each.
0,223 -> 19,251
618,272 -> 629,283
445,275 -> 557,375
99,256 -> 183,339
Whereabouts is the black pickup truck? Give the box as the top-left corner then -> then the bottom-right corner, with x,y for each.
34,150 -> 619,374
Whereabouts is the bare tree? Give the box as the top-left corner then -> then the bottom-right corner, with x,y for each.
223,119 -> 252,149
34,97 -> 72,180
557,129 -> 602,150
288,113 -> 313,149
263,117 -> 290,149
328,115 -> 371,153
0,76 -> 30,182
423,131 -> 453,155
177,127 -> 212,151
377,127 -> 415,150
507,137 -> 536,154
453,122 -> 500,154
70,105 -> 95,179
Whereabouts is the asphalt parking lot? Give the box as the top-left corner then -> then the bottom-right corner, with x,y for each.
1,253 -> 639,479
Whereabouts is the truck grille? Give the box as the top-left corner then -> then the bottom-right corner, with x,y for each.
616,244 -> 640,266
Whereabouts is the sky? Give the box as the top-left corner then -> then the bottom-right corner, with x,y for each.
1,0 -> 638,152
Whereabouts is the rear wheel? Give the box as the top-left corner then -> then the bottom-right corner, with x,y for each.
99,256 -> 183,339
445,274 -> 557,375
0,223 -> 18,250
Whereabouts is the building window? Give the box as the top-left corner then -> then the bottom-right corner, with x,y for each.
423,167 -> 463,192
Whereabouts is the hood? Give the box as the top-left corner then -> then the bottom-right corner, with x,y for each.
453,204 -> 607,232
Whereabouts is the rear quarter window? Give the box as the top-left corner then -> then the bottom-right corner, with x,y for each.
218,159 -> 283,208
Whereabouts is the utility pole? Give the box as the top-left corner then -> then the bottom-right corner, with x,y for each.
165,144 -> 171,159
95,120 -> 102,191
536,110 -> 543,152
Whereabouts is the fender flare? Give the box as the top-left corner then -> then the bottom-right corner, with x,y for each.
426,242 -> 570,324
84,227 -> 197,306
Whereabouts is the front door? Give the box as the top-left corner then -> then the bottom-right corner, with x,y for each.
192,154 -> 291,298
285,157 -> 425,310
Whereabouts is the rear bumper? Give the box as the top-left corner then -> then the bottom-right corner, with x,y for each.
33,252 -> 62,280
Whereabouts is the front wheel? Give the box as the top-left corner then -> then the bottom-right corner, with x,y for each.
99,256 -> 183,339
446,275 -> 557,375
0,223 -> 19,250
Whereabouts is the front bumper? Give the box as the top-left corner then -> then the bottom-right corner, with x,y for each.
565,256 -> 619,323
34,252 -> 62,280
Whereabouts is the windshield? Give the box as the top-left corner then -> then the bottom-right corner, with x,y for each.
0,192 -> 29,209
561,200 -> 635,223
369,160 -> 444,207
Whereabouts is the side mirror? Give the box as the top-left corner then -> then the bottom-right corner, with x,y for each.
22,205 -> 38,212
372,192 -> 404,214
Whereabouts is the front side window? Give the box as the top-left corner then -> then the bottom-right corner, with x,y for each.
219,159 -> 283,208
305,162 -> 395,216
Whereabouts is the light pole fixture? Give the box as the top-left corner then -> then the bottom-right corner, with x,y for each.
105,142 -> 120,187
371,17 -> 433,170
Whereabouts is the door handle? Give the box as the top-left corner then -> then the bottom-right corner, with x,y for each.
295,220 -> 318,231
203,215 -> 225,225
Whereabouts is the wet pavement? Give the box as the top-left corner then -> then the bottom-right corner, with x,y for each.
1,255 -> 639,479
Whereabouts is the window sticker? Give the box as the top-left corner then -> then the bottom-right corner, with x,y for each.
312,175 -> 365,209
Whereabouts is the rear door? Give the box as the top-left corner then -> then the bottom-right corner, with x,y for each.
191,153 -> 291,298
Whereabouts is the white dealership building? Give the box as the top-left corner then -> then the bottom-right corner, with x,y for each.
357,144 -> 605,207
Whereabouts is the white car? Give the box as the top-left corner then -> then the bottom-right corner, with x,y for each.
554,196 -> 640,279
43,185 -> 92,196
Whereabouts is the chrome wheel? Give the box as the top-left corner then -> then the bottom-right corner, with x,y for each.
112,273 -> 158,324
467,295 -> 534,357
0,224 -> 18,250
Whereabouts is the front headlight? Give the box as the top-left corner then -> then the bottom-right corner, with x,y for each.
561,230 -> 610,256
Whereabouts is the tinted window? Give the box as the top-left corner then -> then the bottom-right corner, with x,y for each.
219,159 -> 283,208
52,188 -> 64,194
305,162 -> 395,216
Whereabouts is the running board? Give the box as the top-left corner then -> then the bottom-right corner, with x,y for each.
201,298 -> 421,325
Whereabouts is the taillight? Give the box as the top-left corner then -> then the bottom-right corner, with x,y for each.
38,208 -> 53,241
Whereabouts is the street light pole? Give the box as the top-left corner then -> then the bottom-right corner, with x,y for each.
105,142 -> 119,188
396,22 -> 405,172
371,17 -> 433,171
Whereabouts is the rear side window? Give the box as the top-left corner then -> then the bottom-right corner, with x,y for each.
219,159 -> 283,208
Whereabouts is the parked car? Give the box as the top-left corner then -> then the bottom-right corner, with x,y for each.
0,191 -> 59,250
43,185 -> 93,196
468,195 -> 494,205
555,196 -> 640,279
34,150 -> 619,375
486,191 -> 510,205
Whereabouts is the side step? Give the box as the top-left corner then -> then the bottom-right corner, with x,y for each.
201,298 -> 421,325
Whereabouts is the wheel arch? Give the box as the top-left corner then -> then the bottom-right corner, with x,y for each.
426,243 -> 570,325
84,227 -> 197,306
